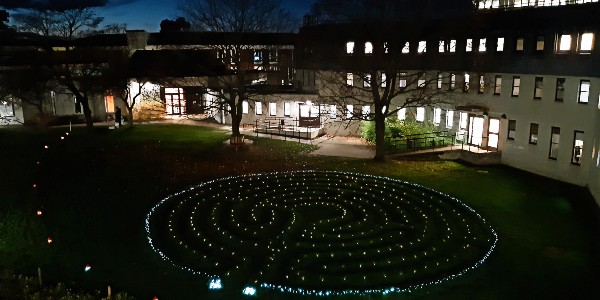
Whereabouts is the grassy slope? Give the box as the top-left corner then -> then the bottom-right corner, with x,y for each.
0,124 -> 598,300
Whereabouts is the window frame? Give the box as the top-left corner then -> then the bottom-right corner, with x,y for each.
255,101 -> 263,115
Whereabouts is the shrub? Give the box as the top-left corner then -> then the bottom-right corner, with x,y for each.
361,118 -> 437,143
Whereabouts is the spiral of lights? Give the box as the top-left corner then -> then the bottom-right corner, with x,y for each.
145,170 -> 497,296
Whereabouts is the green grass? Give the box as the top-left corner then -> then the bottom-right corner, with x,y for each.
0,124 -> 598,300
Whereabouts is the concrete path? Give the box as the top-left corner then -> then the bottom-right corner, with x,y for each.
309,136 -> 375,159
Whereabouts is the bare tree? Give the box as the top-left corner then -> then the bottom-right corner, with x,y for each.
0,66 -> 54,119
13,8 -> 103,38
317,68 -> 453,161
111,79 -> 161,128
178,0 -> 298,142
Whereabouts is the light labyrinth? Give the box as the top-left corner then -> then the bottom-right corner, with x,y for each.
145,171 -> 497,296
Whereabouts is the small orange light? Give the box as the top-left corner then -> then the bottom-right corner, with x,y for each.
33,184 -> 37,188
36,210 -> 42,216
47,237 -> 53,244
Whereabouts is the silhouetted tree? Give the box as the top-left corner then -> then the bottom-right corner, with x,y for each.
160,17 -> 191,32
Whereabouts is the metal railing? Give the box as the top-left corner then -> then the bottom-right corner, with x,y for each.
253,118 -> 318,143
386,131 -> 499,154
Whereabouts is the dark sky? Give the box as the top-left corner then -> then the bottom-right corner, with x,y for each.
1,0 -> 315,32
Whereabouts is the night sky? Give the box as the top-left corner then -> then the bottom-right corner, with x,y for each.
2,0 -> 316,32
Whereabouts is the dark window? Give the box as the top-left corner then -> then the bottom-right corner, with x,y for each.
555,78 -> 565,101
571,130 -> 584,165
549,127 -> 560,160
512,76 -> 520,97
508,120 -> 516,140
529,123 -> 538,145
494,75 -> 502,95
534,77 -> 543,99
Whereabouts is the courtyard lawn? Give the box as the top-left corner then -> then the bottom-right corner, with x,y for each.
0,124 -> 598,299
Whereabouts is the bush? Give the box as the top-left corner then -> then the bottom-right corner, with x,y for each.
361,118 -> 437,143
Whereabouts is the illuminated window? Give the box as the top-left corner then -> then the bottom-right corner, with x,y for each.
494,75 -> 502,95
433,107 -> 441,125
418,41 -> 427,53
512,76 -> 521,97
164,88 -> 185,115
464,73 -> 470,92
269,102 -> 277,116
346,41 -> 355,54
449,40 -> 456,52
0,98 -> 15,117
529,123 -> 538,145
416,107 -> 425,122
437,73 -> 443,89
365,41 -> 373,54
439,40 -> 445,52
397,107 -> 406,120
534,77 -> 543,99
466,39 -> 473,52
364,74 -> 371,88
459,112 -> 468,130
383,42 -> 389,53
362,105 -> 371,117
578,80 -> 590,103
253,51 -> 263,62
242,100 -> 249,114
402,42 -> 410,54
381,73 -> 387,88
571,130 -> 584,165
555,78 -> 565,101
284,102 -> 291,116
399,73 -> 407,88
516,37 -> 524,51
536,35 -> 545,52
346,73 -> 354,86
255,101 -> 262,115
329,105 -> 336,118
418,79 -> 426,88
508,120 -> 516,140
346,104 -> 353,119
104,95 -> 115,113
446,110 -> 454,128
580,33 -> 594,53
497,37 -> 505,51
479,75 -> 485,93
479,38 -> 487,52
549,127 -> 560,160
558,34 -> 571,52
450,73 -> 456,90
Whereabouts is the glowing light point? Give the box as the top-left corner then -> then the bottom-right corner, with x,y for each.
208,277 -> 222,290
44,145 -> 49,149
47,237 -> 53,244
84,264 -> 91,272
242,286 -> 256,296
33,184 -> 37,188
36,210 -> 42,216
152,297 -> 158,300
60,136 -> 65,140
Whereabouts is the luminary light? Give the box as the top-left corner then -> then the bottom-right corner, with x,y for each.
208,277 -> 222,290
47,237 -> 53,244
84,264 -> 91,272
36,210 -> 42,216
243,286 -> 257,296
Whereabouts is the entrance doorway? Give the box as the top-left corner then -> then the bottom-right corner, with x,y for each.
468,116 -> 484,146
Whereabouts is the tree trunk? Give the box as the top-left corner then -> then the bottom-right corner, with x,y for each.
373,114 -> 386,161
127,106 -> 134,128
79,95 -> 94,128
231,111 -> 242,136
